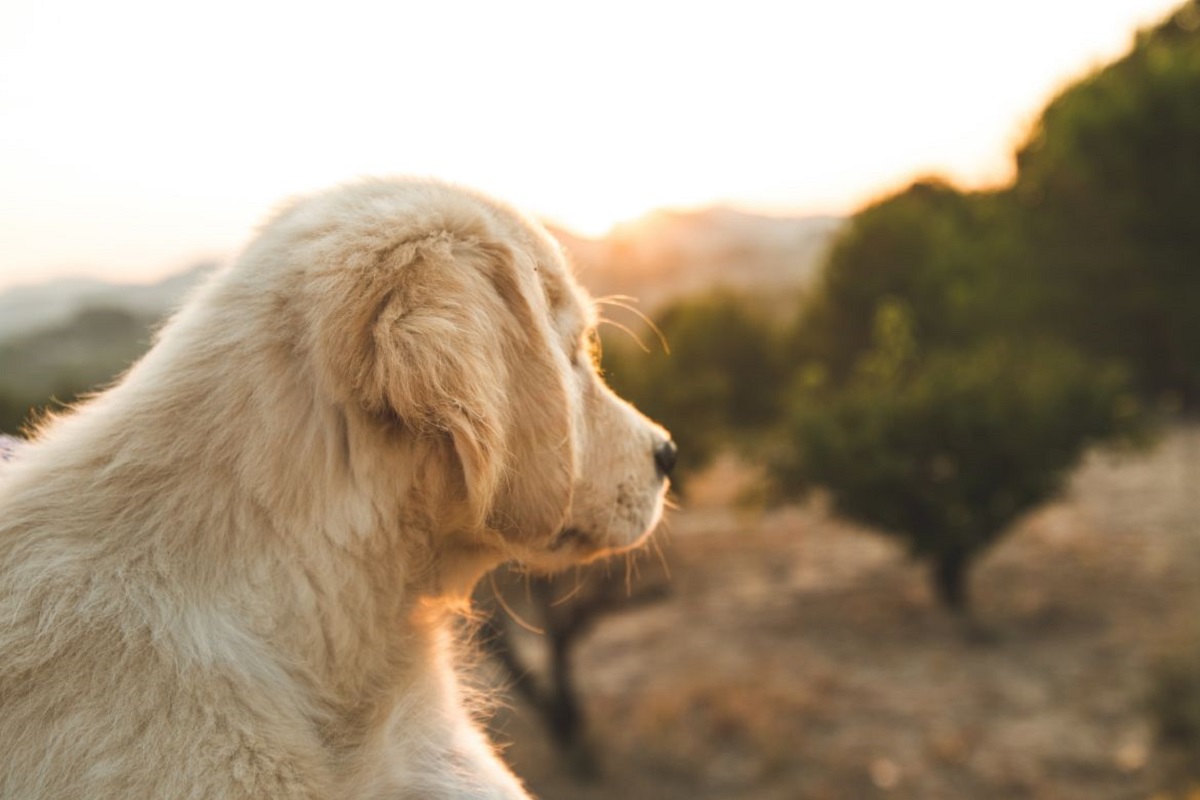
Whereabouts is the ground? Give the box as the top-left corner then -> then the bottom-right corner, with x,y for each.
487,426 -> 1200,799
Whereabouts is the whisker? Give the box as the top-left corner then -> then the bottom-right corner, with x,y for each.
550,570 -> 587,607
597,317 -> 650,353
488,572 -> 545,635
650,535 -> 672,580
656,516 -> 675,548
595,297 -> 670,355
600,556 -> 614,582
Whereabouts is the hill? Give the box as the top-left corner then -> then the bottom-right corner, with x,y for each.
0,306 -> 161,432
0,261 -> 217,341
0,209 -> 839,343
553,208 -> 842,310
0,208 -> 839,433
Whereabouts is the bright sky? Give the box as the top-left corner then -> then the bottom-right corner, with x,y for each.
0,0 -> 1184,290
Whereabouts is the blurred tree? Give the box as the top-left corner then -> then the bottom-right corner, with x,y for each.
1014,0 -> 1200,407
600,290 -> 786,484
775,332 -> 1143,613
789,181 -> 1028,388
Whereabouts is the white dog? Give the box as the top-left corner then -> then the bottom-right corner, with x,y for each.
0,179 -> 675,799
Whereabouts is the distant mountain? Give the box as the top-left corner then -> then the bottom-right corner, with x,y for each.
0,210 -> 842,431
0,306 -> 159,410
0,208 -> 842,343
0,262 -> 217,341
553,208 -> 843,311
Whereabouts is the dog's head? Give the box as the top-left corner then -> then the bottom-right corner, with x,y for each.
267,180 -> 672,570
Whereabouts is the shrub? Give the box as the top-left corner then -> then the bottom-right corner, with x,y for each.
775,334 -> 1144,612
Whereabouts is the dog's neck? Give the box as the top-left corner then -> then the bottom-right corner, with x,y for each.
211,408 -> 506,711
20,323 -> 509,724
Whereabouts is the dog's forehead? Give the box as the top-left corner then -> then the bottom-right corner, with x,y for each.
527,234 -> 594,340
464,192 -> 587,328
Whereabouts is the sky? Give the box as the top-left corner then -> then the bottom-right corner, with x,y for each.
0,0 -> 1185,290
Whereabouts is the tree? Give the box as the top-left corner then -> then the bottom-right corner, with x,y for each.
775,329 -> 1143,613
1014,0 -> 1200,406
789,181 -> 1028,388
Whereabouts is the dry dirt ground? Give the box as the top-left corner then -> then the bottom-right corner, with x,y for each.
486,426 -> 1200,800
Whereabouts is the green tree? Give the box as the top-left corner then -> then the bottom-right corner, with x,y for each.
776,332 -> 1142,612
1014,0 -> 1200,406
790,181 -> 1027,387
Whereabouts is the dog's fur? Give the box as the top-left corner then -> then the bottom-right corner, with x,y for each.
0,179 -> 671,799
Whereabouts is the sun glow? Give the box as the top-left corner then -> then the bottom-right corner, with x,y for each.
0,0 -> 1184,288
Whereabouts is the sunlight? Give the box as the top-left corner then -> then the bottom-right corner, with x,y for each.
542,202 -> 650,240
0,0 -> 1186,288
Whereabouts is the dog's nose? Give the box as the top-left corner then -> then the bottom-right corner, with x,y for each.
654,439 -> 678,479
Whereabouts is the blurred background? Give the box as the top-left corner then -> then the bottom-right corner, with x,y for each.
3,0 -> 1200,797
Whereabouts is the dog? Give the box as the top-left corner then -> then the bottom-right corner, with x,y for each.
0,179 -> 675,799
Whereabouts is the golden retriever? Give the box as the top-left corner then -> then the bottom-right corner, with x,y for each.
0,179 -> 675,799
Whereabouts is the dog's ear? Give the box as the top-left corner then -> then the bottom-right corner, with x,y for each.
480,244 -> 577,547
343,233 -> 574,541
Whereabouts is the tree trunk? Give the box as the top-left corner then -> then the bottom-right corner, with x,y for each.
932,549 -> 972,613
477,591 -> 598,780
546,632 -> 598,779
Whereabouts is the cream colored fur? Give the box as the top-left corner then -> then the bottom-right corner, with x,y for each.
0,179 -> 671,799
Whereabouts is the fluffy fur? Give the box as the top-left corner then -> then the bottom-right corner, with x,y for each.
0,179 -> 672,799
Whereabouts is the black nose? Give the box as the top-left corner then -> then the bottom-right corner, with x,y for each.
654,439 -> 678,479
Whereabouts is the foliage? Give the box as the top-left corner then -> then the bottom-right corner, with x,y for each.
789,181 -> 1031,388
776,333 -> 1143,610
600,290 -> 786,483
771,6 -> 1199,608
791,2 -> 1200,409
1014,0 -> 1200,406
